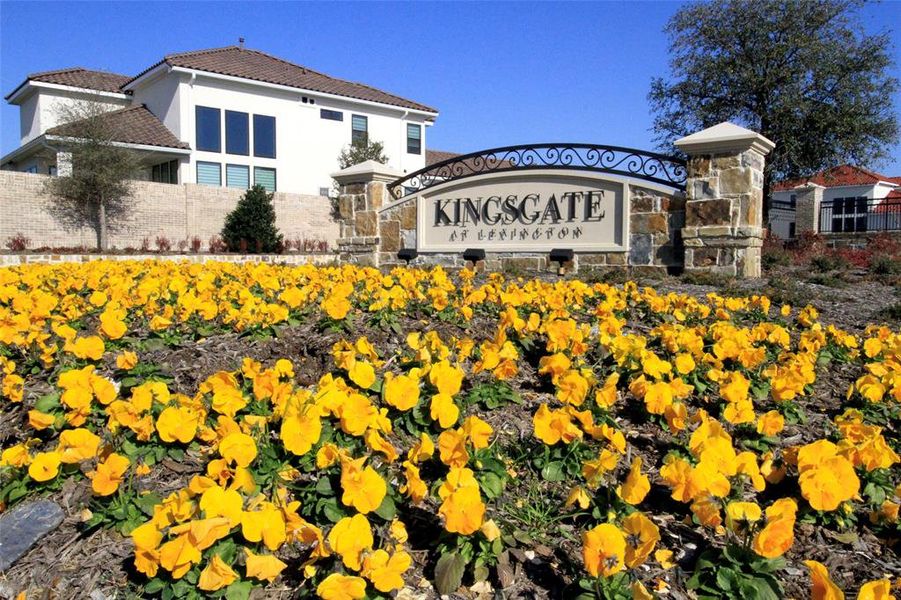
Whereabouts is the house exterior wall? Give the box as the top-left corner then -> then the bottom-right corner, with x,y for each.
17,88 -> 129,145
0,171 -> 339,251
157,72 -> 429,196
771,182 -> 899,236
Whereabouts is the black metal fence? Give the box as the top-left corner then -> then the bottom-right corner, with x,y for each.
388,143 -> 687,200
819,197 -> 901,234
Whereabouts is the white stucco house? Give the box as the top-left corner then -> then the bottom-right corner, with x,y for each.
1,45 -> 438,196
769,164 -> 901,239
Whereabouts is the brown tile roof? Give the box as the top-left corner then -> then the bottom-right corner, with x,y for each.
6,68 -> 131,99
773,164 -> 895,191
46,105 -> 189,150
426,149 -> 461,166
129,46 -> 437,114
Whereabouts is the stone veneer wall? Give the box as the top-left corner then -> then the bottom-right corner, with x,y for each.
0,171 -> 340,251
335,180 -> 686,274
681,151 -> 766,276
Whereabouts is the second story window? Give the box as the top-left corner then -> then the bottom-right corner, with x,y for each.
196,106 -> 221,152
352,115 -> 368,145
320,109 -> 343,121
407,124 -> 421,155
254,114 -> 276,158
152,159 -> 179,184
225,111 -> 249,155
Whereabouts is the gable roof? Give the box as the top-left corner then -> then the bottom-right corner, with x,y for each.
128,46 -> 437,114
47,105 -> 189,150
774,164 -> 896,191
5,68 -> 131,100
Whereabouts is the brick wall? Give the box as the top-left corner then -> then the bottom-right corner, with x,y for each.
0,171 -> 340,250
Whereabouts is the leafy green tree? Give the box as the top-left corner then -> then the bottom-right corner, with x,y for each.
44,101 -> 141,250
648,0 -> 899,219
337,139 -> 389,169
221,185 -> 283,253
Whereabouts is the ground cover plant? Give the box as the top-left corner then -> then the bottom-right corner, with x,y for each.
0,261 -> 898,599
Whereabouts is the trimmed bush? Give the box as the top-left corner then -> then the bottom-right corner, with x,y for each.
222,185 -> 283,253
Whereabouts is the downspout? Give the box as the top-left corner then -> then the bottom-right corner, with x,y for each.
400,110 -> 409,172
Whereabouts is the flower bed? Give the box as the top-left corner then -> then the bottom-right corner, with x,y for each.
0,261 -> 898,599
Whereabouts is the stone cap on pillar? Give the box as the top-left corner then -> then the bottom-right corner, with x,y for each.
331,160 -> 404,186
792,182 -> 826,190
675,122 -> 775,157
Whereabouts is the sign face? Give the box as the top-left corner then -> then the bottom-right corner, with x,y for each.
415,170 -> 628,252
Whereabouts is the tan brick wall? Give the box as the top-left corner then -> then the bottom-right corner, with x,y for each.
0,171 -> 340,250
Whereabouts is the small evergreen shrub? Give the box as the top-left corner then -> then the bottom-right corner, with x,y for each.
221,185 -> 283,253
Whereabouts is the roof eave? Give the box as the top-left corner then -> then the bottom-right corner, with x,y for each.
6,80 -> 130,104
0,135 -> 55,165
168,66 -> 439,117
45,134 -> 191,154
121,62 -> 172,92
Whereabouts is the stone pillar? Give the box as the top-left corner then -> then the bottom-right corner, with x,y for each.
793,183 -> 824,235
676,122 -> 775,278
331,160 -> 403,267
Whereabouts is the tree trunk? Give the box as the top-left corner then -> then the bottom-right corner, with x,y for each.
98,196 -> 108,251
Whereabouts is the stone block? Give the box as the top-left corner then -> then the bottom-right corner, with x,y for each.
712,154 -> 740,169
355,211 -> 378,237
686,199 -> 732,227
402,230 -> 416,249
719,167 -> 752,195
630,195 -> 654,213
689,156 -> 711,177
695,225 -> 734,237
683,236 -> 704,248
631,213 -> 668,234
660,193 -> 686,212
400,203 -> 417,229
343,183 -> 365,195
337,196 -> 354,220
380,220 -> 400,252
367,181 -> 387,210
578,254 -> 607,266
741,150 -> 765,171
353,194 -> 367,211
629,233 -> 653,265
691,247 -> 719,267
501,257 -> 545,272
604,252 -> 627,265
739,191 -> 763,227
690,178 -> 719,201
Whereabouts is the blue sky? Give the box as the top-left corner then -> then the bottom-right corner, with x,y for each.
2,1 -> 900,172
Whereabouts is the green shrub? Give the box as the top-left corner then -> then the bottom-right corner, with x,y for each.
809,252 -> 849,273
869,254 -> 901,276
222,185 -> 283,253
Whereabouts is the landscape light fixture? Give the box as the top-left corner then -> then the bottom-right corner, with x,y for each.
397,248 -> 418,264
549,248 -> 574,276
462,248 -> 486,268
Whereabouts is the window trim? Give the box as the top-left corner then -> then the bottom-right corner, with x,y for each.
406,123 -> 421,155
195,106 -> 221,153
351,114 -> 368,145
196,161 -> 222,187
253,166 -> 277,192
225,163 -> 250,189
253,114 -> 277,159
225,110 -> 250,156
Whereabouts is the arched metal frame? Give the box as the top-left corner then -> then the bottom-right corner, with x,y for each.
389,143 -> 687,200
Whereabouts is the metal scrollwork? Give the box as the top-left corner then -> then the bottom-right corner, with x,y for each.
389,143 -> 687,200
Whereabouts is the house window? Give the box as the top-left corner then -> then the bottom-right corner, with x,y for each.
407,124 -> 421,155
196,161 -> 221,186
254,167 -> 276,192
49,166 -> 58,177
253,114 -> 276,158
321,109 -> 343,122
789,194 -> 797,208
351,115 -> 368,145
225,111 -> 249,155
226,164 -> 250,189
24,166 -> 37,174
788,222 -> 796,238
196,106 -> 221,152
151,159 -> 179,184
830,196 -> 868,233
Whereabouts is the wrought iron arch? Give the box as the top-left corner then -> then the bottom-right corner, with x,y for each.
389,143 -> 686,200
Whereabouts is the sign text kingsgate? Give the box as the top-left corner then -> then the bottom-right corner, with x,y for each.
432,190 -> 607,227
